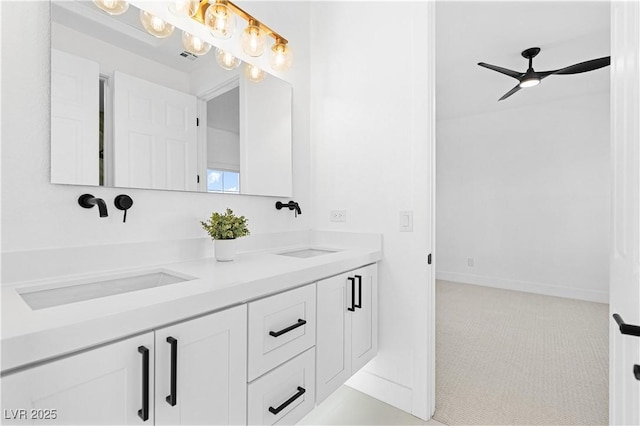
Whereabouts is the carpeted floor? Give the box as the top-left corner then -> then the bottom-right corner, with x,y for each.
434,280 -> 609,426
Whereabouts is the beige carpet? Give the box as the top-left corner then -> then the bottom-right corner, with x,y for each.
434,280 -> 609,426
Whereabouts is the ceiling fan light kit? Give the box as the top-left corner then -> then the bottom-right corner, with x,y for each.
478,47 -> 610,101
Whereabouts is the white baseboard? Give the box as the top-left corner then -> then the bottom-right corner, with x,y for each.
436,271 -> 608,303
345,369 -> 412,414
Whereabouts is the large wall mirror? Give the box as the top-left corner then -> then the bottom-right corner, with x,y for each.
50,0 -> 293,197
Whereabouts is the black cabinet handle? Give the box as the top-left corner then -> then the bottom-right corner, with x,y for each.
268,386 -> 306,415
166,337 -> 178,406
634,365 -> 640,381
269,319 -> 307,337
137,346 -> 150,422
613,313 -> 640,337
354,275 -> 362,309
347,277 -> 356,312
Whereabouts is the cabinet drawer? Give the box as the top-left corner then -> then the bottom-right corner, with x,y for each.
248,284 -> 316,381
247,347 -> 315,426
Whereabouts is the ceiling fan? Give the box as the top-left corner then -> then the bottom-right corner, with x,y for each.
478,47 -> 610,101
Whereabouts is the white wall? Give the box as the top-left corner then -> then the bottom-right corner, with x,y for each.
309,2 -> 434,419
436,92 -> 610,302
52,22 -> 190,94
1,1 -> 310,275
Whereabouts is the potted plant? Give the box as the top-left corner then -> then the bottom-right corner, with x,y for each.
200,208 -> 250,261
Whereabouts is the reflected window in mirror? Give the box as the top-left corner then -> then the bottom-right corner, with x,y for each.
207,169 -> 240,194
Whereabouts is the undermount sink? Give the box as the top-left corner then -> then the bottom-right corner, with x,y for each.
277,248 -> 339,258
19,270 -> 194,310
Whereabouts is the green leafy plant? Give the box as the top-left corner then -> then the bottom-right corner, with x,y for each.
200,208 -> 250,240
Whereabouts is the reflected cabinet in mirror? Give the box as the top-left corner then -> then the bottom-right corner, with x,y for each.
50,0 -> 292,197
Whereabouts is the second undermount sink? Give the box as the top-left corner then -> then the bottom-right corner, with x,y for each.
277,248 -> 339,258
19,270 -> 194,310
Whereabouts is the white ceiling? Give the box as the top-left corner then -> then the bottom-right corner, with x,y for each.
436,1 -> 610,120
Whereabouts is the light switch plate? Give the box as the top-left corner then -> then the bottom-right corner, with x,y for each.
330,210 -> 346,222
399,211 -> 413,232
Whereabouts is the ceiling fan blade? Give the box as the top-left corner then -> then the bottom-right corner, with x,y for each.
478,62 -> 523,80
498,84 -> 522,101
551,56 -> 611,75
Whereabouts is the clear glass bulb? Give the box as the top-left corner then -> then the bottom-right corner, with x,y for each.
215,48 -> 241,70
139,10 -> 174,38
270,42 -> 292,71
168,0 -> 200,18
205,3 -> 236,39
93,0 -> 129,15
241,22 -> 266,57
182,31 -> 211,56
244,64 -> 266,83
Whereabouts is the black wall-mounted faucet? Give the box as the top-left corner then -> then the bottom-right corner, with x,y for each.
78,194 -> 108,217
276,201 -> 302,217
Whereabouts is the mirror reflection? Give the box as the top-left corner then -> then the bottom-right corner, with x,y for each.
50,0 -> 292,197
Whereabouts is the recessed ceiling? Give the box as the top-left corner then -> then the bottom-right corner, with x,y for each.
436,1 -> 610,120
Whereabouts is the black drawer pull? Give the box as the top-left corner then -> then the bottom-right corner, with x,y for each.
347,277 -> 356,311
137,346 -> 150,422
166,337 -> 178,406
269,319 -> 307,337
634,365 -> 640,381
268,386 -> 306,415
613,313 -> 640,337
354,275 -> 362,309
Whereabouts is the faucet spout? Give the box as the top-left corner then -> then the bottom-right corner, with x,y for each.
78,194 -> 108,217
275,200 -> 302,217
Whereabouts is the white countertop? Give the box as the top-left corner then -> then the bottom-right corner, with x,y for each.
1,237 -> 382,373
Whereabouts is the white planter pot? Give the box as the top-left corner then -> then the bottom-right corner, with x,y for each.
214,239 -> 237,262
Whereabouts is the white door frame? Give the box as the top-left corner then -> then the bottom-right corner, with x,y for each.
609,0 -> 640,424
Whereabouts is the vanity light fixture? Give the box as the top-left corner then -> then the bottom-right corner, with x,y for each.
244,63 -> 265,83
139,9 -> 175,38
204,1 -> 236,39
270,39 -> 292,72
241,20 -> 267,57
216,48 -> 241,70
93,0 -> 129,16
168,0 -> 200,18
192,0 -> 292,72
93,0 -> 129,15
94,0 -> 292,77
182,31 -> 211,56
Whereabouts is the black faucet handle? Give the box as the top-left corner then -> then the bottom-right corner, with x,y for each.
114,194 -> 133,223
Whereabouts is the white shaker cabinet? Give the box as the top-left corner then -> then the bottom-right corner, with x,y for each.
154,305 -> 247,425
316,264 -> 378,403
1,305 -> 247,426
1,332 -> 155,425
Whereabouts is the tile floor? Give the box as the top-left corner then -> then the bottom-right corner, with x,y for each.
298,385 -> 445,425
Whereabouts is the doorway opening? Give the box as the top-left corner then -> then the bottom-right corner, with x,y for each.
433,1 -> 611,424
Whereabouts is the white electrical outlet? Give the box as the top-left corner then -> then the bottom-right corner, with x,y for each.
330,210 -> 346,222
467,258 -> 475,267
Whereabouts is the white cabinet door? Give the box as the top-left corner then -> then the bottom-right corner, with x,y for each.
50,49 -> 99,186
154,305 -> 247,425
316,264 -> 378,403
316,271 -> 352,403
1,333 -> 154,425
113,71 -> 197,191
351,264 -> 378,373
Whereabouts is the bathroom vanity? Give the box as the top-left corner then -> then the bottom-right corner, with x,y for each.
0,235 -> 381,425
